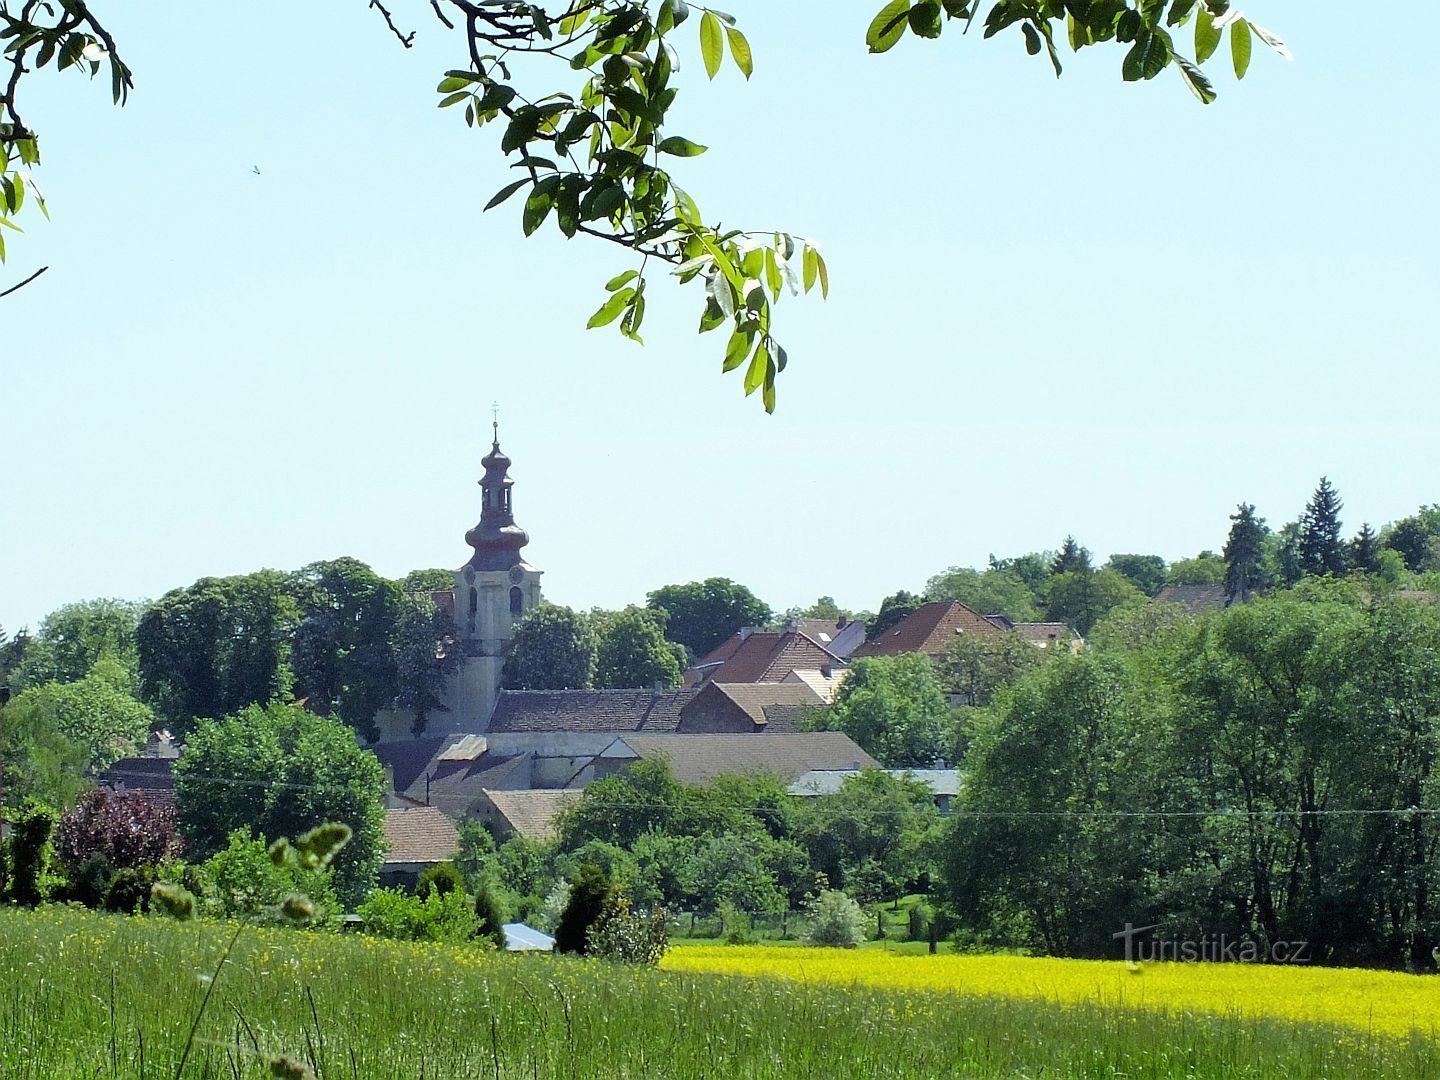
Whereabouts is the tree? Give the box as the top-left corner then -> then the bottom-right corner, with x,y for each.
1222,502 -> 1270,605
808,654 -> 950,767
501,603 -> 598,690
52,788 -> 180,874
1349,523 -> 1381,575
988,553 -> 1052,597
592,607 -> 682,689
555,862 -> 614,955
2,3 -> 1287,405
398,568 -> 455,594
1044,568 -> 1144,637
0,692 -> 89,810
940,629 -> 1052,708
1,658 -> 154,773
290,558 -> 404,741
173,700 -> 386,905
7,598 -> 144,692
1271,520 -> 1305,588
1385,514 -> 1440,574
645,579 -> 770,659
473,876 -> 508,948
1165,552 -> 1226,586
390,593 -> 459,734
869,590 -> 923,638
1104,554 -> 1168,597
1050,536 -> 1091,576
136,572 -> 298,737
1299,476 -> 1347,578
924,567 -> 1042,622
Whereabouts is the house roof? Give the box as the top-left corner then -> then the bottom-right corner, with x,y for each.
383,806 -> 461,866
488,689 -> 697,733
372,736 -> 530,818
98,757 -> 177,805
788,768 -> 963,798
604,732 -> 877,786
1153,584 -> 1228,614
852,600 -> 1003,658
684,631 -> 845,687
795,619 -> 868,660
782,668 -> 847,703
1011,622 -> 1075,647
699,682 -> 824,730
482,789 -> 581,841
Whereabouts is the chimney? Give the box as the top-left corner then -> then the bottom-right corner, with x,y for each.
652,679 -> 664,691
851,760 -> 861,771
820,664 -> 833,679
738,626 -> 755,641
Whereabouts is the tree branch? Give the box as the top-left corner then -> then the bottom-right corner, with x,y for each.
0,264 -> 48,299
368,0 -> 416,47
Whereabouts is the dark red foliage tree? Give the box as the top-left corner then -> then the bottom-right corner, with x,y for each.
53,789 -> 182,873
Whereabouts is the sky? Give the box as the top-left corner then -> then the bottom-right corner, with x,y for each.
2,2 -> 1436,633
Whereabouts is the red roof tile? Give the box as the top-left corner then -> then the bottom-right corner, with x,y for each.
383,806 -> 461,866
852,600 -> 1003,658
685,631 -> 845,687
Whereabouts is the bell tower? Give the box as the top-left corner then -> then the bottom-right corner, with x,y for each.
451,421 -> 543,724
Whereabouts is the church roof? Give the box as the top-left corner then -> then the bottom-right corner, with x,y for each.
488,688 -> 698,733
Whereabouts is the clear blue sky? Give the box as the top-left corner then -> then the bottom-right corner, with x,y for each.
2,3 -> 1436,632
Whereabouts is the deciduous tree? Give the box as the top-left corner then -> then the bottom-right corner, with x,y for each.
808,654 -> 950,767
592,607 -> 683,689
645,578 -> 770,659
500,603 -> 598,690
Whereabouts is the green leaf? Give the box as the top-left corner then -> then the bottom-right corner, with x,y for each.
725,25 -> 753,78
1122,29 -> 1171,81
1022,22 -> 1041,55
437,91 -> 470,108
522,188 -> 554,236
762,358 -> 776,413
657,136 -> 708,156
1166,0 -> 1199,26
1248,20 -> 1291,60
700,12 -> 724,78
1194,6 -> 1220,64
587,288 -> 635,328
437,76 -> 472,93
764,248 -> 782,301
606,269 -> 639,292
1230,18 -> 1251,79
708,271 -> 737,319
1173,53 -> 1215,104
816,252 -> 830,299
484,179 -> 530,212
743,338 -> 766,394
802,246 -> 819,292
723,328 -> 753,372
908,1 -> 943,39
867,0 -> 912,54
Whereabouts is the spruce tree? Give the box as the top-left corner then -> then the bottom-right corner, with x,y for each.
1298,477 -> 1347,578
473,876 -> 507,949
1050,536 -> 1091,576
554,862 -> 612,955
1349,523 -> 1381,575
1222,503 -> 1271,605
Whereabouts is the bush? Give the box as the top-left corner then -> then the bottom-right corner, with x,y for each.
53,789 -> 181,875
538,879 -> 570,934
9,805 -> 54,907
416,862 -> 463,900
587,894 -> 669,965
202,829 -> 338,921
555,863 -> 612,955
805,890 -> 866,948
473,876 -> 507,948
718,899 -> 753,945
55,851 -> 114,908
103,865 -> 157,914
357,886 -> 478,944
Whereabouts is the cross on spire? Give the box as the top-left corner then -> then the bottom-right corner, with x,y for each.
491,401 -> 499,446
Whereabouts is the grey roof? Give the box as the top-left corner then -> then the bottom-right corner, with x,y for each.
604,732 -> 877,785
788,768 -> 963,797
383,806 -> 461,865
98,757 -> 177,805
488,689 -> 698,733
701,683 -> 824,730
481,789 -> 581,841
502,923 -> 555,951
1153,584 -> 1228,614
372,735 -> 530,818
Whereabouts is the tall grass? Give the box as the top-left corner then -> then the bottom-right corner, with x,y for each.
0,906 -> 1434,1078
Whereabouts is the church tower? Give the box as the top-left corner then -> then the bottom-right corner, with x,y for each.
450,423 -> 543,723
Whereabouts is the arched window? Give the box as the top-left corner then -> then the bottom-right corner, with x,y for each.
509,586 -> 523,617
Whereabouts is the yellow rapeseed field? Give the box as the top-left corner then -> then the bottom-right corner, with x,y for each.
663,944 -> 1440,1040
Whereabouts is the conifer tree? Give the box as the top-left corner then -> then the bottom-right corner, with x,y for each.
1299,477 -> 1348,578
1050,536 -> 1092,576
473,876 -> 507,949
1222,503 -> 1271,605
1348,523 -> 1381,575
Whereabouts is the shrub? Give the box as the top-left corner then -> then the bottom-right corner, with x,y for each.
53,789 -> 181,875
202,829 -> 337,921
473,876 -> 507,948
555,862 -> 612,955
538,879 -> 570,934
718,899 -> 753,945
416,862 -> 463,900
357,886 -> 478,944
587,894 -> 669,965
103,865 -> 157,914
56,851 -> 114,908
805,890 -> 866,948
9,805 -> 54,907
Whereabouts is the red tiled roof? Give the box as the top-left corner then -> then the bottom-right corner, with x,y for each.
383,806 -> 461,866
852,600 -> 1002,658
703,683 -> 824,727
684,631 -> 844,687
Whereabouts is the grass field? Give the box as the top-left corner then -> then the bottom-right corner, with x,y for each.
1,906 -> 1437,1078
